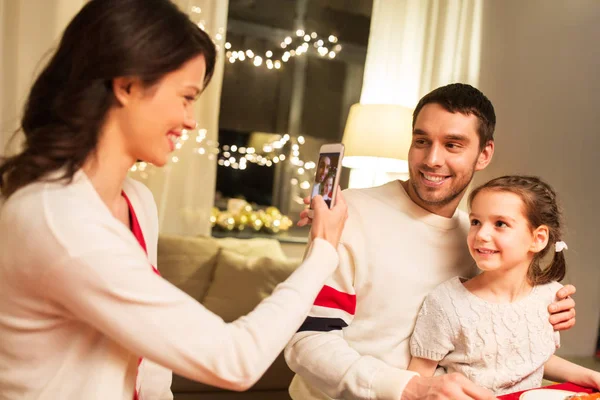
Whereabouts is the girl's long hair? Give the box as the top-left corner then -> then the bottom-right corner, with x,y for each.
0,0 -> 216,198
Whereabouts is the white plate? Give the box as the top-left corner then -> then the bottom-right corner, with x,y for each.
519,389 -> 579,400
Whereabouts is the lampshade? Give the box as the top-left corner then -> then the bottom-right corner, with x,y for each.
341,103 -> 413,172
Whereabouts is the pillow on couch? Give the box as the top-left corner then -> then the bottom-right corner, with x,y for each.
214,237 -> 288,261
202,249 -> 301,322
157,235 -> 220,303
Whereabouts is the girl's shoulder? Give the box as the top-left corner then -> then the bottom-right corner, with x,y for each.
424,277 -> 466,306
534,280 -> 564,302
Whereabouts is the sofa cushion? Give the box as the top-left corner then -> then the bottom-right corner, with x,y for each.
202,249 -> 301,323
157,235 -> 220,303
214,237 -> 287,261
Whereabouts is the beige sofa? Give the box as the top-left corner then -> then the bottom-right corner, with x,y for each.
157,234 -> 304,400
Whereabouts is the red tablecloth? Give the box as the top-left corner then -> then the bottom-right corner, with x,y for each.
498,383 -> 595,400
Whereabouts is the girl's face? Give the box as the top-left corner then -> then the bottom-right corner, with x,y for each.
467,190 -> 542,275
115,54 -> 206,167
323,177 -> 334,196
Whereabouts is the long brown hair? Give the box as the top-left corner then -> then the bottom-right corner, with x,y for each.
0,0 -> 216,198
468,175 -> 566,285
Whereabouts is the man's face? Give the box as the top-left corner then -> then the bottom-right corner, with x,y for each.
407,103 -> 494,217
316,156 -> 331,183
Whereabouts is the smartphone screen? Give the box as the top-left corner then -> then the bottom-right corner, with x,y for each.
310,151 -> 342,209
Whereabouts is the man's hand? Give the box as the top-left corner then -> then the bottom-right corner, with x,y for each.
401,374 -> 497,400
549,284 -> 576,331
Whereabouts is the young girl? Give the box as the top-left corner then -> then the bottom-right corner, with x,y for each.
408,175 -> 600,396
0,0 -> 347,399
320,172 -> 335,205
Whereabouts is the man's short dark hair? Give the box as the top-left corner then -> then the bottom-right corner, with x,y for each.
413,83 -> 496,150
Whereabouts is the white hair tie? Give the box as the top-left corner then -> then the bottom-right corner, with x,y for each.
555,241 -> 568,253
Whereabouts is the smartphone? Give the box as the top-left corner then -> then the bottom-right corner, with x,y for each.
308,143 -> 344,218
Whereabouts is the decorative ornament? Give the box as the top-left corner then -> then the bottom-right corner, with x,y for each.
216,212 -> 235,231
211,201 -> 293,234
210,207 -> 219,228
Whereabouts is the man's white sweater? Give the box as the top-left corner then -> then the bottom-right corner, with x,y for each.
285,180 -> 477,400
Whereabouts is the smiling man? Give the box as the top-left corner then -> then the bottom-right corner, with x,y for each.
285,84 -> 577,400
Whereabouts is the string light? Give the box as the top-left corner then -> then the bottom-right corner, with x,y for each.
214,134 -> 318,187
225,31 -> 342,69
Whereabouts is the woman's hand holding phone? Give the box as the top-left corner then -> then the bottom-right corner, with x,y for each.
298,187 -> 347,249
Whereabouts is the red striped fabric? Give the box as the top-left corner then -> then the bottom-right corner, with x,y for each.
314,285 -> 356,315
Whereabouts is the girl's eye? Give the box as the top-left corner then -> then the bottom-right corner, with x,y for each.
470,219 -> 480,226
184,96 -> 195,102
495,221 -> 508,228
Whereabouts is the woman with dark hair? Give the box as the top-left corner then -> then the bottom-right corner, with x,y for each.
0,0 -> 347,399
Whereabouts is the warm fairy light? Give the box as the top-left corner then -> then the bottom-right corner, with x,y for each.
214,134 -> 315,199
224,32 -> 342,70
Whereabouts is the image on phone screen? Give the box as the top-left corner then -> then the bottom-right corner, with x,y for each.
311,152 -> 340,208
